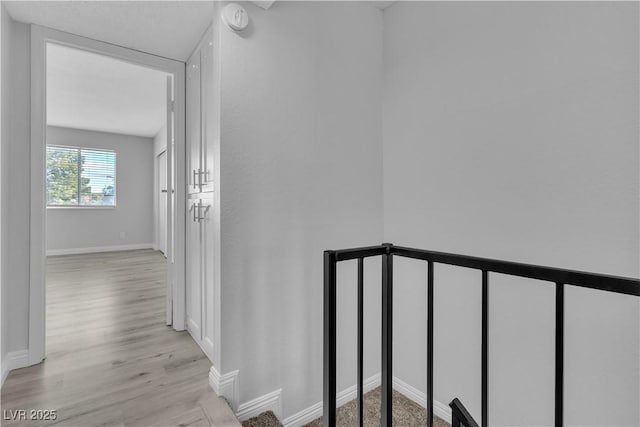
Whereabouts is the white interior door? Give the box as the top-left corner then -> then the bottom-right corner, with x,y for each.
158,151 -> 167,255
201,28 -> 215,193
186,197 -> 202,340
186,53 -> 201,194
200,192 -> 215,359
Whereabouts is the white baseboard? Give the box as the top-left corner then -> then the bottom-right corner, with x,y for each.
236,389 -> 283,422
338,373 -> 381,408
209,367 -> 282,422
282,374 -> 451,427
433,399 -> 453,425
392,376 -> 451,424
282,373 -> 381,427
46,243 -> 155,256
1,350 -> 30,387
205,368 -> 450,427
209,365 -> 240,411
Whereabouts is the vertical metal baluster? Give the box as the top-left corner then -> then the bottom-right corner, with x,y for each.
427,261 -> 434,427
323,251 -> 337,427
381,247 -> 393,427
482,270 -> 489,427
357,258 -> 364,427
452,413 -> 461,427
555,283 -> 564,427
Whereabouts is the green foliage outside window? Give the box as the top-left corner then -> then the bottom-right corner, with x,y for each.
46,146 -> 116,207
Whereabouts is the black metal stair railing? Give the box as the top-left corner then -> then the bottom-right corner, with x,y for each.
450,398 -> 480,427
323,243 -> 640,427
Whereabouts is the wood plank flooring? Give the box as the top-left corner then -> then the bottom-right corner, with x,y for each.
1,250 -> 220,427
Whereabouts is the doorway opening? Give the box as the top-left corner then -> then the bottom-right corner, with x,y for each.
29,25 -> 186,365
44,41 -> 173,355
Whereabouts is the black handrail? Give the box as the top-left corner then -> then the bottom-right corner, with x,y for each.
450,398 -> 480,427
323,243 -> 640,427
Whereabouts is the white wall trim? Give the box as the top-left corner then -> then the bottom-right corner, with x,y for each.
236,389 -> 283,422
46,243 -> 155,257
433,399 -> 453,425
1,350 -> 30,387
281,374 -> 452,427
209,365 -> 240,411
205,370 -> 451,426
282,373 -> 381,427
392,376 -> 452,424
336,373 -> 381,408
29,23 -> 187,367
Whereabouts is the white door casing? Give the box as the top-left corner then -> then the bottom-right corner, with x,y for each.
30,25 -> 187,364
164,75 -> 174,327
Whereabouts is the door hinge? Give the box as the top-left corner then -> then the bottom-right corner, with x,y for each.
169,101 -> 175,112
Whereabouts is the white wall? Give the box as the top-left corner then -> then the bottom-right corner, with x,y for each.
1,5 -> 636,423
0,2 -> 10,380
2,17 -> 30,358
383,2 -> 639,426
217,1 -> 383,419
153,123 -> 167,157
46,126 -> 154,253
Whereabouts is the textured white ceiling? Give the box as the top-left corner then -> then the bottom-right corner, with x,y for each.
47,43 -> 168,137
3,1 -> 214,61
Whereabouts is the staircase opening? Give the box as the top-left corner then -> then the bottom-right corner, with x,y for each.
322,243 -> 640,427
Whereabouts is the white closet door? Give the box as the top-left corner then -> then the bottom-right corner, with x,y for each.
186,197 -> 202,340
186,52 -> 202,194
200,28 -> 215,193
200,191 -> 215,360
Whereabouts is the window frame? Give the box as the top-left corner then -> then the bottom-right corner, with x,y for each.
46,144 -> 117,209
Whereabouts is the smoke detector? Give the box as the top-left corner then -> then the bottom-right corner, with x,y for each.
222,3 -> 249,32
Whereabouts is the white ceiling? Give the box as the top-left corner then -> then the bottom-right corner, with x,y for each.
3,1 -> 215,61
47,43 -> 168,137
3,1 -> 397,62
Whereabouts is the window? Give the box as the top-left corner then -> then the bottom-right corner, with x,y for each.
46,145 -> 116,207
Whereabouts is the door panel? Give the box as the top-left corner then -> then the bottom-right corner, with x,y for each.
184,29 -> 215,362
186,53 -> 202,194
186,197 -> 202,340
200,192 -> 215,359
200,28 -> 215,193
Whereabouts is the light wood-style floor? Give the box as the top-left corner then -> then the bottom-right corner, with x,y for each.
1,250 -> 223,427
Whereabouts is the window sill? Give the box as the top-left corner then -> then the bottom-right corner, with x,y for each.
47,206 -> 117,210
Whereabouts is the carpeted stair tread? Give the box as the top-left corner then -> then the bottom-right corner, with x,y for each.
241,387 -> 450,427
241,410 -> 283,427
304,387 -> 450,427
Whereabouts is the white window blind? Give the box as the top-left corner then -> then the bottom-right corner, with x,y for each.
46,145 -> 116,207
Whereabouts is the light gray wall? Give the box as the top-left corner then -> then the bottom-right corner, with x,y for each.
383,2 -> 639,426
2,17 -> 30,356
217,1 -> 383,418
153,124 -> 166,157
46,126 -> 154,251
0,2 -> 11,370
